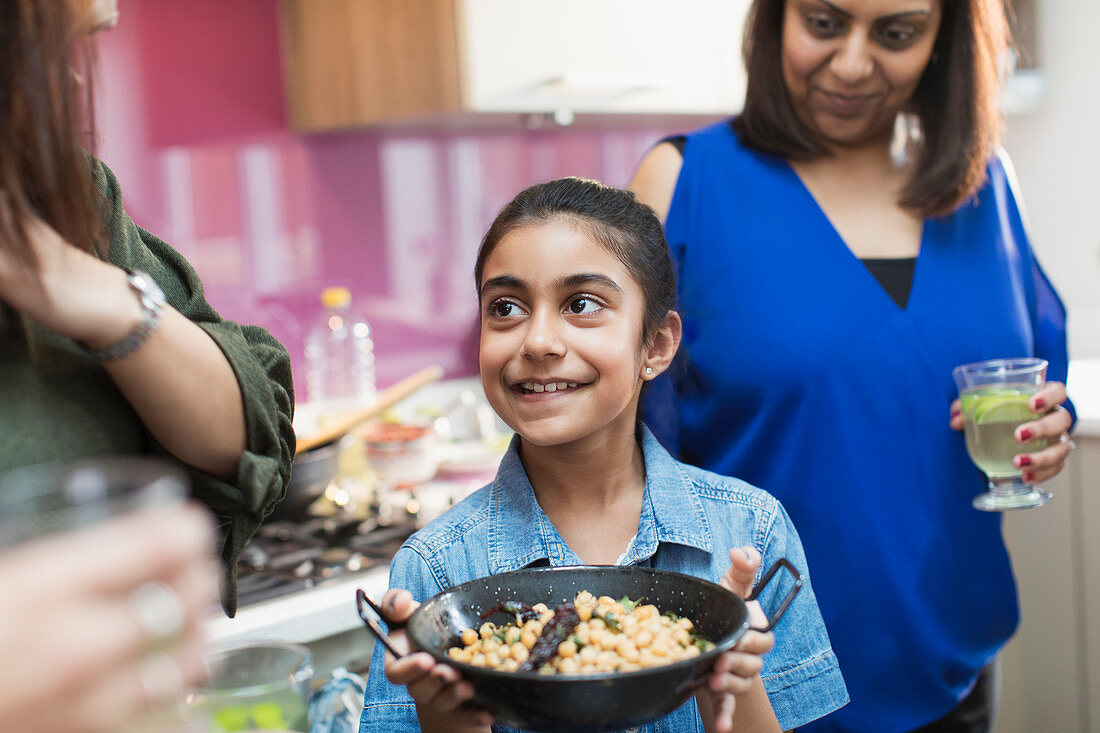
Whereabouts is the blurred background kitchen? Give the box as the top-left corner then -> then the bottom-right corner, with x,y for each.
90,1 -> 1098,731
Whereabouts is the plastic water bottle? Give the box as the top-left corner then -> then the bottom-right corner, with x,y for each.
304,287 -> 376,415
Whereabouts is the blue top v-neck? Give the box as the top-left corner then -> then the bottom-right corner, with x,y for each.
644,121 -> 1072,733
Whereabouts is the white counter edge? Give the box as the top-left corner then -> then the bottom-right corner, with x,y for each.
204,565 -> 389,645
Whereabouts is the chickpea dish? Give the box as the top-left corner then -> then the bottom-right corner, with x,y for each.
446,590 -> 715,675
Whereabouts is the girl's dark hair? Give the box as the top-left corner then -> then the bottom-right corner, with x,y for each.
0,0 -> 105,264
733,0 -> 1009,218
474,177 -> 676,343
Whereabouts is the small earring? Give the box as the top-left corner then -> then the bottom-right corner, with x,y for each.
645,367 -> 653,375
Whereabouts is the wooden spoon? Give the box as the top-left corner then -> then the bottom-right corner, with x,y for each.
295,365 -> 444,454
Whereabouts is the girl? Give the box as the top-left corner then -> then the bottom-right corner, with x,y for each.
359,178 -> 848,733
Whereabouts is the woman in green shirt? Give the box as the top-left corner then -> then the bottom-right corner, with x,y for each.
0,3 -> 295,613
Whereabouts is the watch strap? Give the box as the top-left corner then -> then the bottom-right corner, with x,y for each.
86,270 -> 165,362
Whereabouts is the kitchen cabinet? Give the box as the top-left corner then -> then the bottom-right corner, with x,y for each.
278,0 -> 749,132
997,384 -> 1100,731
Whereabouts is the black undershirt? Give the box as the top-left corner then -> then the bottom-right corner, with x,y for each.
661,134 -> 917,308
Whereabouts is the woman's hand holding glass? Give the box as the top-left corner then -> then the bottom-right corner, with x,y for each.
949,379 -> 1074,485
0,503 -> 218,733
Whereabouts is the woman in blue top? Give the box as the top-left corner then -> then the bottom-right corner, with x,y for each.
360,178 -> 849,732
629,1 -> 1075,732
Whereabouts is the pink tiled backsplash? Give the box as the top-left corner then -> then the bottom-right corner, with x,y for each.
93,0 -> 696,399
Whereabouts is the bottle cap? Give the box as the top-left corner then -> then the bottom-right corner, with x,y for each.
321,286 -> 351,309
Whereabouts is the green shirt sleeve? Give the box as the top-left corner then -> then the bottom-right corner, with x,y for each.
97,160 -> 296,617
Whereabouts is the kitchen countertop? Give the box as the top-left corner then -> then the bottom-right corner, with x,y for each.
1068,359 -> 1100,437
206,565 -> 389,646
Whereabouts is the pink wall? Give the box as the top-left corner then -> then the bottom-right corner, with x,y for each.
94,1 -> 685,399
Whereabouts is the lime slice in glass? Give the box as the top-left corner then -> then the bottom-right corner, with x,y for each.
974,397 -> 1033,425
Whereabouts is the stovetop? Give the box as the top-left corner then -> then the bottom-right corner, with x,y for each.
236,515 -> 417,607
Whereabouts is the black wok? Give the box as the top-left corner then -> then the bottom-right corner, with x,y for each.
271,439 -> 340,518
358,562 -> 800,732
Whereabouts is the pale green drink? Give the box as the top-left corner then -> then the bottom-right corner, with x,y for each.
960,386 -> 1046,478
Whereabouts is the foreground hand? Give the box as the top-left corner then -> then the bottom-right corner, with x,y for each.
0,504 -> 218,733
706,548 -> 776,733
377,589 -> 493,728
949,381 -> 1074,483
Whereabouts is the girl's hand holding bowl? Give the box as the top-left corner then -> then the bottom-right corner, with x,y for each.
378,589 -> 494,730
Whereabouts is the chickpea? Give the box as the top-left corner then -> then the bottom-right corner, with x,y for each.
510,642 -> 529,663
636,629 -> 653,648
588,627 -> 605,646
577,604 -> 593,622
617,639 -> 640,664
677,617 -> 694,631
589,618 -> 606,631
673,627 -> 691,646
479,622 -> 496,640
521,630 -> 538,649
685,645 -> 701,658
598,632 -> 620,652
533,602 -> 549,614
578,645 -> 599,664
558,656 -> 580,675
540,609 -> 554,624
573,624 -> 590,643
557,639 -> 577,658
597,595 -> 616,607
482,637 -> 501,653
523,619 -> 541,635
471,653 -> 487,667
486,651 -> 502,667
502,659 -> 520,672
504,626 -> 522,644
575,590 -> 594,605
461,628 -> 478,646
447,647 -> 463,660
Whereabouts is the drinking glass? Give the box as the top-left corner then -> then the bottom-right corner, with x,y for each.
182,640 -> 314,732
0,457 -> 187,545
952,357 -> 1051,511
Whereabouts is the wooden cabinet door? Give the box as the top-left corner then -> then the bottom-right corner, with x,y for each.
281,0 -> 462,131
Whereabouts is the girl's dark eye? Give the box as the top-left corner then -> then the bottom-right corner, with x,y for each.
489,300 -> 519,318
805,12 -> 844,37
567,297 -> 602,315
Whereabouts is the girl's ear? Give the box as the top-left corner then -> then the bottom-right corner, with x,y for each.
642,310 -> 682,380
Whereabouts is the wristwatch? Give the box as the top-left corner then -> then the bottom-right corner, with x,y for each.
86,269 -> 166,362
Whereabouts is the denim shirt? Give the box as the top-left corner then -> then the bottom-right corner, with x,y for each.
359,426 -> 848,732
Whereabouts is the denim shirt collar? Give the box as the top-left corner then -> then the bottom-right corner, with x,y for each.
487,425 -> 712,574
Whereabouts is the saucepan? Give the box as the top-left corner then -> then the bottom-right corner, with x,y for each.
357,562 -> 801,732
276,366 -> 445,518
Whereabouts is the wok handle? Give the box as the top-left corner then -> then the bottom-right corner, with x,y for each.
745,557 -> 803,633
356,589 -> 407,659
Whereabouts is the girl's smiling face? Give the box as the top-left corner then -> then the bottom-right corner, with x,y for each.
478,219 -> 652,449
782,0 -> 942,148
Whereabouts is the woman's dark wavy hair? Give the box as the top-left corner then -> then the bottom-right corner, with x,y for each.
733,0 -> 1010,217
474,177 -> 676,344
0,0 -> 105,264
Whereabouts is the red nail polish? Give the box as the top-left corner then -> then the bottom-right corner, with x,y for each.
1034,398 -> 1046,410
1022,472 -> 1034,483
1018,455 -> 1032,467
1018,428 -> 1033,442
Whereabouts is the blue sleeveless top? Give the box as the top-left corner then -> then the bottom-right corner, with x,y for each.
645,121 -> 1071,732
